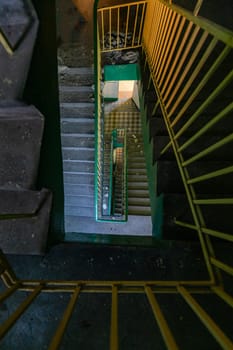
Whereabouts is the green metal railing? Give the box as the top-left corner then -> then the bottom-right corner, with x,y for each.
94,28 -> 128,222
109,129 -> 127,221
95,2 -> 145,223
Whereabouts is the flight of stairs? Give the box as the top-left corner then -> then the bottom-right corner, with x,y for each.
59,65 -> 95,231
58,64 -> 152,235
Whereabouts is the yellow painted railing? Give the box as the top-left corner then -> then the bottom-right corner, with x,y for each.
142,0 -> 233,283
0,249 -> 233,349
97,1 -> 147,52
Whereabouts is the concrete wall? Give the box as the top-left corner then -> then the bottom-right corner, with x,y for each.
72,0 -> 94,22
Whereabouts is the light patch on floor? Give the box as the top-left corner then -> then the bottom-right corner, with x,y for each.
118,80 -> 134,99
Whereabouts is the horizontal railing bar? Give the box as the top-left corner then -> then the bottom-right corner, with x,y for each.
212,286 -> 233,309
160,0 -> 233,47
210,258 -> 233,277
145,286 -> 179,350
97,1 -> 147,11
178,286 -> 233,350
175,220 -> 233,243
188,165 -> 233,184
101,45 -> 142,53
182,133 -> 233,166
202,228 -> 233,242
160,141 -> 172,155
0,284 -> 43,340
178,102 -> 233,152
193,198 -> 233,205
19,280 -> 213,288
48,285 -> 81,350
17,287 -> 214,295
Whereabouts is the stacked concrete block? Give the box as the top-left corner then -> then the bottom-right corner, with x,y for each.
0,1 -> 52,254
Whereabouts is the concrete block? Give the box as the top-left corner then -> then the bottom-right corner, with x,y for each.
0,105 -> 44,189
0,188 -> 52,255
0,0 -> 39,100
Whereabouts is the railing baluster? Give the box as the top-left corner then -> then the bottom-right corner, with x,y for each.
49,286 -> 81,350
178,286 -> 233,350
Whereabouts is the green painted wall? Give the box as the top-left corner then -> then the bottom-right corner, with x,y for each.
24,0 -> 65,244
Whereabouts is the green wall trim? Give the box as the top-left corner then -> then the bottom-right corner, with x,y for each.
153,194 -> 164,239
65,232 -> 171,247
104,64 -> 140,81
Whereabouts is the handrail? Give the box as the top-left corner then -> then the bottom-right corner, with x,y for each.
142,0 -> 233,284
94,20 -> 128,221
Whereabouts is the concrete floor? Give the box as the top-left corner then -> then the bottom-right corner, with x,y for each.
1,241 -> 232,349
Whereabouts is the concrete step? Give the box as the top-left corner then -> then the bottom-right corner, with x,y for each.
60,102 -> 94,118
59,86 -> 93,103
128,174 -> 148,182
64,184 -> 94,196
61,133 -> 95,148
58,66 -> 94,86
128,157 -> 146,164
63,160 -> 95,173
61,118 -> 94,134
62,147 -> 94,161
65,215 -> 152,235
128,168 -> 147,175
63,172 -> 94,185
128,162 -> 147,169
65,205 -> 94,217
128,182 -> 149,190
128,197 -> 151,206
128,205 -> 151,216
128,188 -> 150,198
58,43 -> 94,68
65,195 -> 94,207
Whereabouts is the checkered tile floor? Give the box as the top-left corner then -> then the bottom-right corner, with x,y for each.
104,98 -> 141,136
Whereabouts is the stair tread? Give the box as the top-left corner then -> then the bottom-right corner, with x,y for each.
61,118 -> 94,123
60,86 -> 93,92
59,67 -> 94,74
